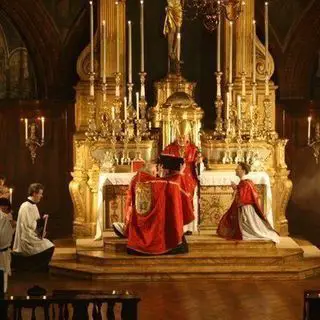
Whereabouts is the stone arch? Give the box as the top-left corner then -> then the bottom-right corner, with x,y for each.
0,0 -> 61,98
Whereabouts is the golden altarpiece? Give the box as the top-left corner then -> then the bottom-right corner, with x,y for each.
69,0 -> 292,238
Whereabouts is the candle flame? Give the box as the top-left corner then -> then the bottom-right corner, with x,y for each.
140,0 -> 144,4
115,1 -> 118,4
128,21 -> 131,25
308,116 -> 312,121
89,1 -> 92,5
265,1 -> 268,6
230,21 -> 233,25
253,20 -> 256,24
102,20 -> 106,25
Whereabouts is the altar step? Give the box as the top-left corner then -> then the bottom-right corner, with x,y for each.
49,235 -> 320,280
49,259 -> 320,281
103,235 -> 276,253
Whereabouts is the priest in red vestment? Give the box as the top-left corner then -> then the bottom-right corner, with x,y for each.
161,120 -> 200,196
113,162 -> 194,255
217,162 -> 279,243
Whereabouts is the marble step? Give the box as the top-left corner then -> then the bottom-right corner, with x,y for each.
103,235 -> 276,253
76,249 -> 303,266
49,260 -> 320,281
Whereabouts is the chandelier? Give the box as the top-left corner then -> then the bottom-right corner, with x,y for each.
184,0 -> 243,32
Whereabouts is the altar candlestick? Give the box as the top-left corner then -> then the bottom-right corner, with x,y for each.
128,21 -> 132,83
136,92 -> 140,119
308,116 -> 312,144
9,188 -> 13,204
242,1 -> 246,73
237,95 -> 241,120
41,117 -> 45,140
102,20 -> 106,84
140,0 -> 145,72
229,21 -> 233,83
24,118 -> 28,140
252,20 -> 256,83
116,1 -> 120,73
265,1 -> 269,96
217,1 -> 221,72
124,97 -> 127,120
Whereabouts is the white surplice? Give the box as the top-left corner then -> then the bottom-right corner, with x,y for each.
237,174 -> 279,243
13,198 -> 54,256
0,209 -> 14,292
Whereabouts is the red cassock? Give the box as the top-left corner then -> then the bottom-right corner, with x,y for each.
217,179 -> 271,240
162,142 -> 199,196
124,171 -> 194,254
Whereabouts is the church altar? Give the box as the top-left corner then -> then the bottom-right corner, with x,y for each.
95,170 -> 273,238
68,0 -> 292,240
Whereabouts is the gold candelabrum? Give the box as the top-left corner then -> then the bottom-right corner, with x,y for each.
22,117 -> 45,164
307,118 -> 320,164
84,70 -> 152,169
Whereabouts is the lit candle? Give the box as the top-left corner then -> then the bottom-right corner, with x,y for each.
102,20 -> 106,84
128,21 -> 132,83
9,188 -> 13,203
216,1 -> 221,72
116,1 -> 120,73
148,121 -> 152,130
26,296 -> 30,300
229,21 -> 233,83
124,97 -> 127,120
265,1 -> 269,96
136,92 -> 140,119
140,0 -> 145,72
237,95 -> 242,120
41,117 -> 45,140
308,116 -> 312,144
89,1 -> 94,74
43,296 -> 47,300
24,118 -> 28,140
242,1 -> 246,72
252,20 -> 256,83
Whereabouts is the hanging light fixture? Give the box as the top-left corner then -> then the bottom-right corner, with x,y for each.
184,0 -> 243,32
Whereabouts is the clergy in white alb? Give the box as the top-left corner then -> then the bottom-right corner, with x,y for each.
13,183 -> 54,271
0,198 -> 14,293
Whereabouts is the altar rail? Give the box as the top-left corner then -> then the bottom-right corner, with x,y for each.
0,290 -> 140,320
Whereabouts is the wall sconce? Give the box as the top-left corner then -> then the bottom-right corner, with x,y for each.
307,116 -> 320,164
22,117 -> 45,164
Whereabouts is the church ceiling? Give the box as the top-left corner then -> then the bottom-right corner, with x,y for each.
269,0 -> 315,51
42,0 -> 86,39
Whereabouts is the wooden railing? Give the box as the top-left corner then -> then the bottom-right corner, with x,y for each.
0,290 -> 140,320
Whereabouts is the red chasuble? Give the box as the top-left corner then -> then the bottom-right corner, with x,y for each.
162,142 -> 199,196
217,179 -> 272,240
124,171 -> 194,254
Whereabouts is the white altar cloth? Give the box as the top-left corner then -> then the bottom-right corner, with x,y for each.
95,171 -> 274,239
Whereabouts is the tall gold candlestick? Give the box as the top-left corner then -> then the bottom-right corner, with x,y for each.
128,21 -> 132,84
102,20 -> 106,84
140,0 -> 145,72
229,21 -> 233,84
265,1 -> 269,96
217,1 -> 221,72
116,1 -> 120,73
